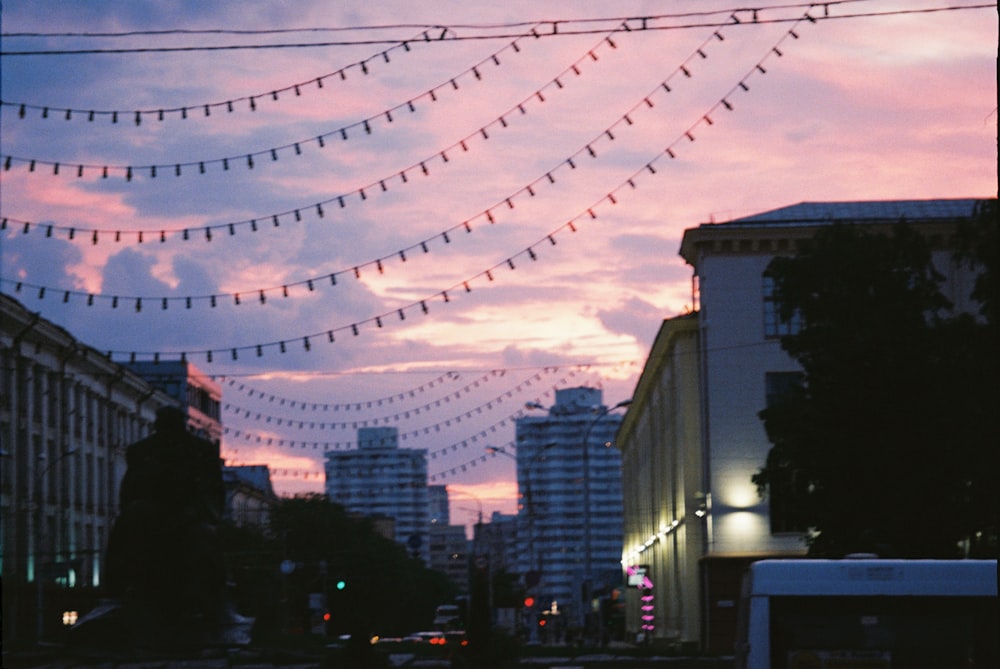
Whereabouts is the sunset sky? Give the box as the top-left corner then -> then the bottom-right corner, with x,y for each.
2,0 -> 996,530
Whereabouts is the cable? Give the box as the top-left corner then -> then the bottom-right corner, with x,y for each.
2,3 -> 991,56
2,9 -> 815,362
0,3 -> 868,39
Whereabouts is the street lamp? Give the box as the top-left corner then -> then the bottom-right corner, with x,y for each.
485,445 -> 537,556
485,442 -> 557,644
485,443 -> 557,554
35,447 -> 78,645
446,485 -> 484,526
581,399 -> 631,639
521,397 -> 631,638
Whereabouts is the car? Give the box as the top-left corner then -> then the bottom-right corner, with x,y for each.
432,603 -> 462,630
444,631 -> 469,647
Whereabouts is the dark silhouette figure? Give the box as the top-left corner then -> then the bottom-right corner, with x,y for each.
73,407 -> 251,650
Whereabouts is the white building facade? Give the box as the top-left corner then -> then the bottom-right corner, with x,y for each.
617,314 -> 704,649
324,426 -> 430,562
514,387 -> 626,633
617,198 -> 984,653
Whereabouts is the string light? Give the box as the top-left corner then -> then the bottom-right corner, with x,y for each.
222,369 -> 559,430
10,10 -> 815,363
4,24 -> 630,244
0,25 -> 561,182
0,28 -> 445,123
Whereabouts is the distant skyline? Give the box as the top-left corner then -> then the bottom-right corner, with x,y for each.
2,1 -> 996,527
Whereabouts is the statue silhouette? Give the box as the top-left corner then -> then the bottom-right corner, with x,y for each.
73,406 -> 251,650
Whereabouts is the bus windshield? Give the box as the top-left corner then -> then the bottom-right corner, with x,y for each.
770,595 -> 996,668
735,559 -> 997,669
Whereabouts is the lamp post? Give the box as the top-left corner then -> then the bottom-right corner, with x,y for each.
35,447 -> 78,646
580,399 -> 631,641
447,485 -> 484,526
485,443 -> 557,574
485,443 -> 557,643
521,396 -> 631,638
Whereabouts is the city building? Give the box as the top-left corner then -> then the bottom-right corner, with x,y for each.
475,511 -> 518,577
427,484 -> 471,593
617,313 -> 703,649
223,464 -> 278,530
0,293 -> 179,645
474,511 -> 520,633
514,386 -> 627,634
324,426 -> 430,562
617,198 -> 987,652
428,484 -> 450,526
124,360 -> 222,444
428,522 -> 470,594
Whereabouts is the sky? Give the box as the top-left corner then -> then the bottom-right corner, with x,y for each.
1,0 -> 996,531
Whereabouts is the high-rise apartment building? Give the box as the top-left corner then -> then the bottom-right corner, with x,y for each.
324,426 -> 430,562
428,484 -> 450,525
514,387 -> 626,631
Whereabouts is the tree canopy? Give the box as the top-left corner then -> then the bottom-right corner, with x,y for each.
754,203 -> 998,558
222,493 -> 458,654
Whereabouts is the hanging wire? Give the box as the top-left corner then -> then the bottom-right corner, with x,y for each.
3,18 -> 721,309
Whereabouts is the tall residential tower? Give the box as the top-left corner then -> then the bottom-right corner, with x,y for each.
514,387 -> 626,632
324,426 -> 430,562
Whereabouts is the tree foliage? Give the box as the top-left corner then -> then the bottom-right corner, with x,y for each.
754,205 -> 998,558
270,494 -> 457,638
222,493 -> 458,655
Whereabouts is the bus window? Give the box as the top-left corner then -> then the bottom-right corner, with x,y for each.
736,559 -> 997,669
771,596 -> 996,668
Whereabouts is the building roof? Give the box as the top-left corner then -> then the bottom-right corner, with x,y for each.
727,198 -> 982,225
615,313 -> 699,447
223,464 -> 276,498
679,197 -> 990,266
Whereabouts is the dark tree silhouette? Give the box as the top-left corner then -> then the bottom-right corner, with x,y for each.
267,494 -> 457,664
754,206 -> 998,558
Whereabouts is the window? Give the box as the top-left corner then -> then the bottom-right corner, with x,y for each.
769,596 -> 997,668
763,275 -> 802,338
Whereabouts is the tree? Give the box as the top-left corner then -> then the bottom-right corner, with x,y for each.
269,494 -> 457,643
754,210 -> 998,558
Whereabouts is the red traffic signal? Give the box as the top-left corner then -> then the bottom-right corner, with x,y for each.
523,596 -> 535,608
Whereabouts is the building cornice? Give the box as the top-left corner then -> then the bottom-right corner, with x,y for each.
678,198 -> 988,269
616,313 -> 698,447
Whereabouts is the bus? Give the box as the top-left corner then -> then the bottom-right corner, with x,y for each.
734,558 -> 997,668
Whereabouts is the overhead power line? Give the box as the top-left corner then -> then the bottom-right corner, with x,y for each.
1,3 -> 991,56
0,1 -> 872,39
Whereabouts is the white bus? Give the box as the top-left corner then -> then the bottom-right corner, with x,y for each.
735,558 -> 997,669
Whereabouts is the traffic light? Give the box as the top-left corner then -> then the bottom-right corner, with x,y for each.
335,579 -> 346,591
523,596 -> 535,608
